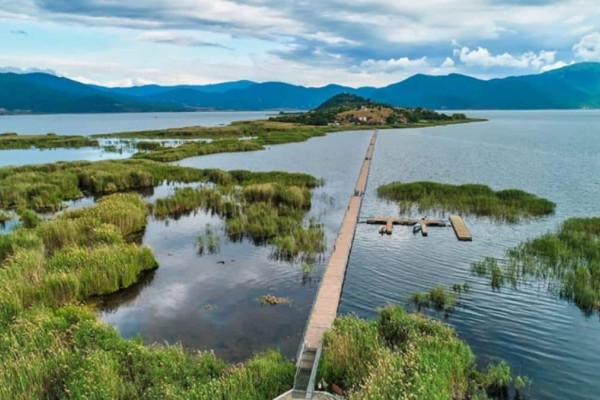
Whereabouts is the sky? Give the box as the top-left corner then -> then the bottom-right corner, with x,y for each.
1,0 -> 600,87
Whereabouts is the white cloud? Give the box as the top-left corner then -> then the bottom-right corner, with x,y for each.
440,57 -> 455,68
455,46 -> 558,70
353,57 -> 429,73
573,32 -> 600,61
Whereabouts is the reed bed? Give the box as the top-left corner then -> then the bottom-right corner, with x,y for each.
0,306 -> 294,400
472,217 -> 600,312
135,139 -> 263,162
318,305 -> 530,399
0,133 -> 98,150
153,173 -> 325,262
378,181 -> 555,222
0,159 -> 217,211
0,190 -> 295,399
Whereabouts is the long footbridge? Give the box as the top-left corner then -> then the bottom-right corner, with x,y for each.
277,131 -> 378,399
275,130 -> 473,399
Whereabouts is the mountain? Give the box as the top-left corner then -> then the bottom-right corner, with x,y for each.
0,73 -> 187,114
2,63 -> 600,114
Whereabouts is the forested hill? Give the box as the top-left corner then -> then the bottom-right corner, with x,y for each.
2,62 -> 600,114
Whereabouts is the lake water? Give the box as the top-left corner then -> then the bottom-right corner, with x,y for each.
0,111 -> 272,135
3,110 -> 600,399
0,111 -> 268,167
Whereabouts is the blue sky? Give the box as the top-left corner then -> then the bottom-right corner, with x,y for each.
1,0 -> 599,87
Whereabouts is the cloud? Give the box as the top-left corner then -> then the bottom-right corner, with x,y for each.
139,32 -> 230,49
0,66 -> 56,74
0,0 -> 596,85
353,57 -> 429,73
573,32 -> 600,61
440,57 -> 455,68
9,29 -> 27,35
455,46 -> 558,69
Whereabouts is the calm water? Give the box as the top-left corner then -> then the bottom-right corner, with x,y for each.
0,111 -> 268,167
4,110 -> 600,399
0,111 -> 271,135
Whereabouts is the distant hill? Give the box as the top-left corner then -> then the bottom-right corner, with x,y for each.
2,63 -> 600,113
272,93 -> 462,126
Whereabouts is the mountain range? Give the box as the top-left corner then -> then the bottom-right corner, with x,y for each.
2,62 -> 600,114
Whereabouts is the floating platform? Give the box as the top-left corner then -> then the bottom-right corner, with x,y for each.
366,217 -> 446,236
449,215 -> 472,241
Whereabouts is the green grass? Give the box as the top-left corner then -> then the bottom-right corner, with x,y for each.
0,159 -> 222,212
0,305 -> 294,400
409,284 -> 461,312
91,118 -> 481,162
0,133 -> 98,150
318,305 -> 529,399
472,217 -> 600,312
0,189 -> 296,399
378,181 -> 555,222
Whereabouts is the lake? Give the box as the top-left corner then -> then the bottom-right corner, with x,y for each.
0,111 -> 271,167
0,111 -> 272,135
4,110 -> 600,399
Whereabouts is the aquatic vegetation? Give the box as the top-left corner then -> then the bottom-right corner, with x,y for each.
378,181 -> 555,222
135,140 -> 163,151
153,173 -> 325,261
0,194 -> 155,321
318,305 -> 528,399
0,210 -> 11,223
135,139 -> 263,162
0,305 -> 294,400
0,159 -> 228,211
472,217 -> 600,312
258,295 -> 291,306
0,133 -> 98,150
408,283 -> 469,312
17,209 -> 41,229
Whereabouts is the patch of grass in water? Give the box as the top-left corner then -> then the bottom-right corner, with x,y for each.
408,282 -> 470,313
0,133 -> 98,150
472,217 -> 600,313
258,294 -> 291,306
377,181 -> 555,222
318,305 -> 531,399
153,173 -> 325,262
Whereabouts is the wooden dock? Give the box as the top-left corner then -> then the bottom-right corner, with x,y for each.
290,132 -> 377,398
365,217 -> 446,236
449,215 -> 472,241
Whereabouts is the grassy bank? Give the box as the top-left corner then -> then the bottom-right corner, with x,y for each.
472,217 -> 600,313
318,305 -> 529,399
378,181 -> 555,222
0,133 -> 98,150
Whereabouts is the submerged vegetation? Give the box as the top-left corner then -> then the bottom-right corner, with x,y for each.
408,282 -> 471,313
318,305 -> 530,399
0,132 -> 98,150
378,181 -> 555,222
473,217 -> 600,313
258,294 -> 292,306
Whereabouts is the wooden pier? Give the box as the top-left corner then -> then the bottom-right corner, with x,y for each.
290,132 -> 377,399
365,217 -> 446,236
449,215 -> 472,241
